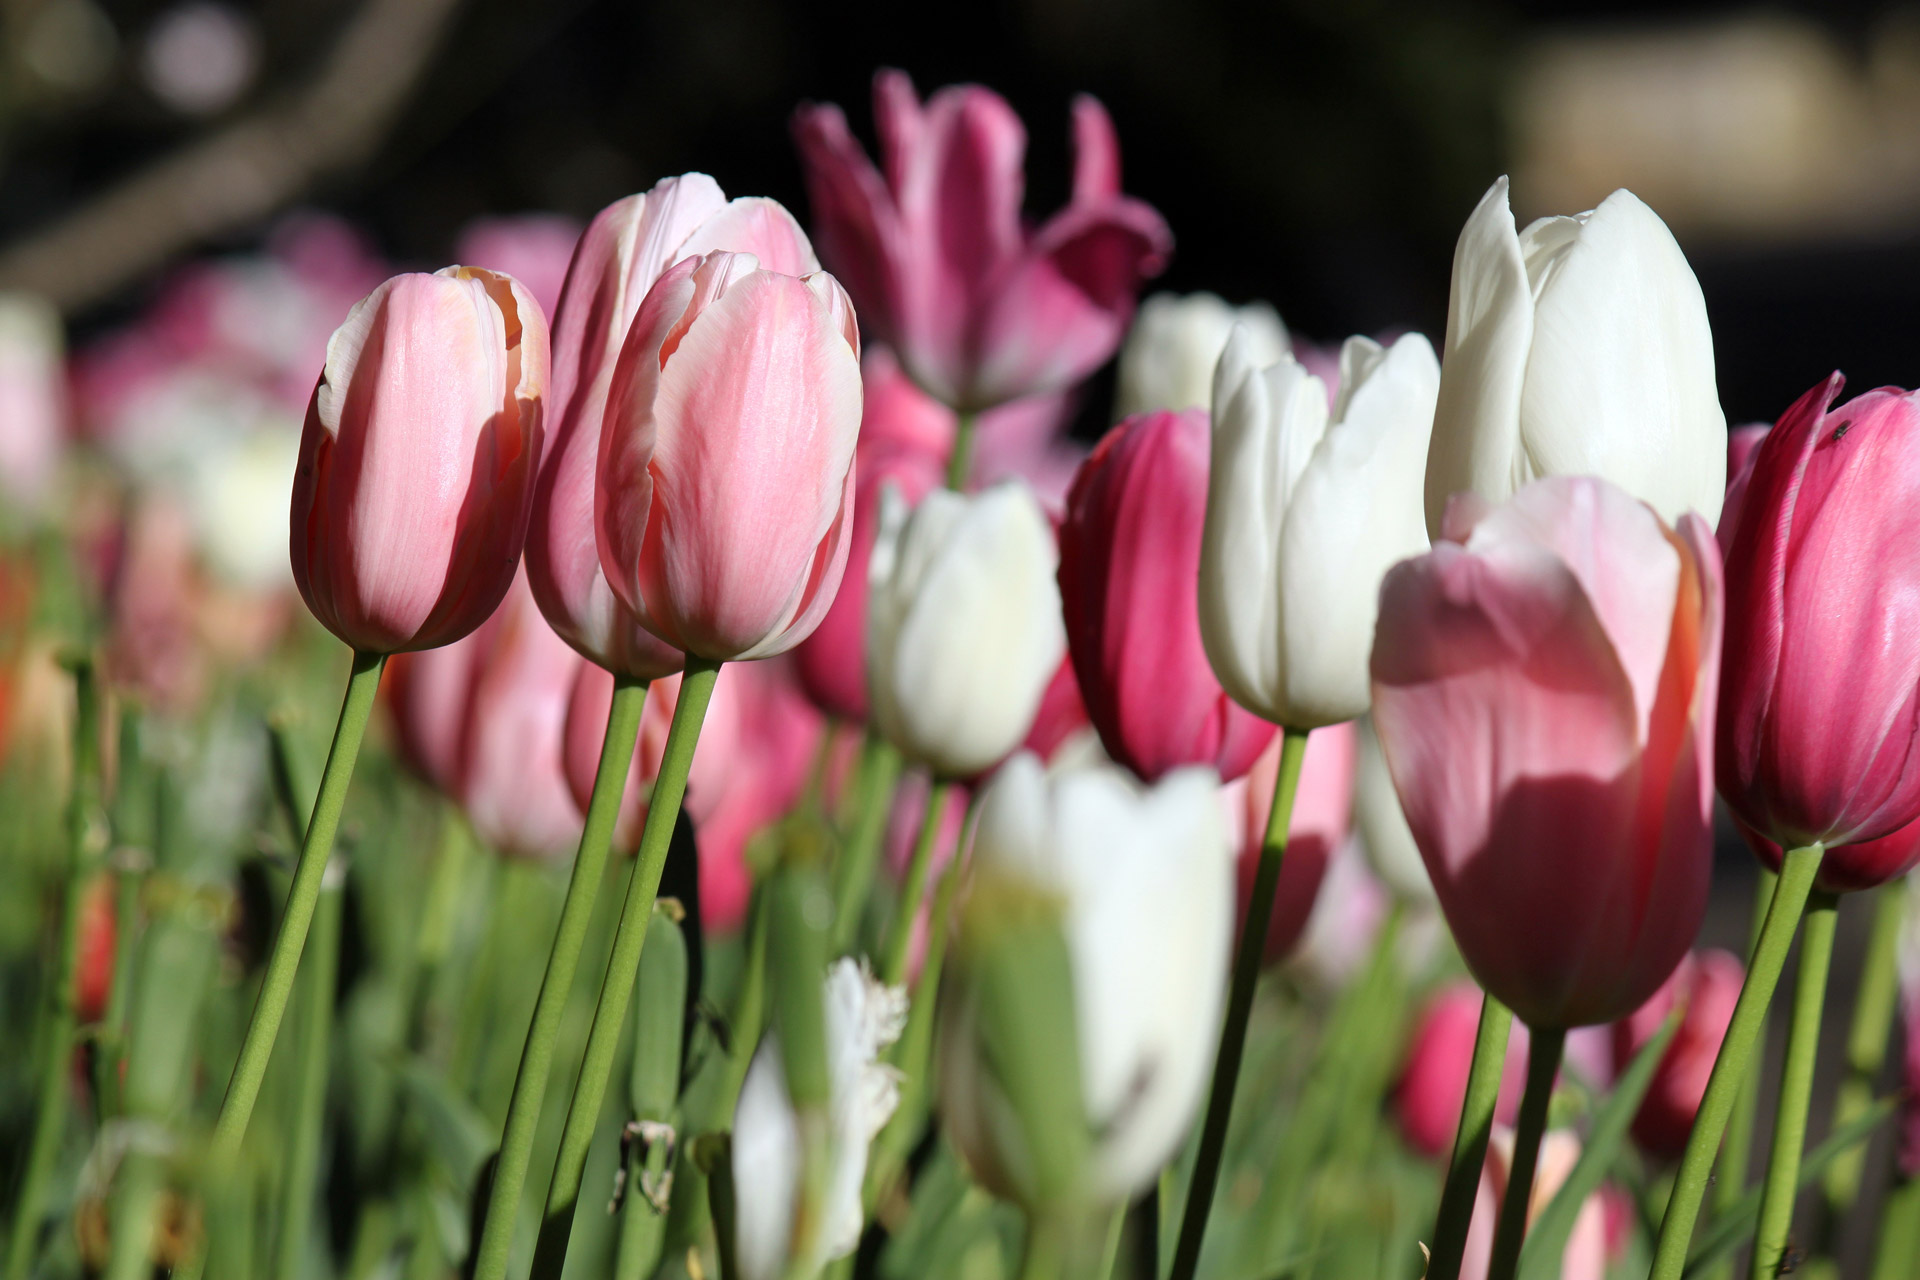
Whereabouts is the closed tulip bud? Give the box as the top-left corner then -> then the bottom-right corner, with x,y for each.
1611,948 -> 1743,1159
1059,408 -> 1277,782
290,267 -> 549,653
1372,476 -> 1723,1028
1716,423 -> 1772,549
1113,292 -> 1289,418
1200,329 -> 1439,729
1354,715 -> 1434,902
1718,374 -> 1920,875
528,175 -> 818,679
596,250 -> 862,662
1227,721 -> 1357,963
867,482 -> 1065,778
938,753 -> 1234,1207
1426,177 -> 1726,536
733,958 -> 906,1280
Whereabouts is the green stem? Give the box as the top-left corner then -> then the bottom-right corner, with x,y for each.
1168,726 -> 1309,1280
528,656 -> 720,1280
1709,866 -> 1780,1280
946,411 -> 976,490
273,858 -> 346,1280
467,674 -> 649,1280
830,734 -> 901,956
1486,1026 -> 1565,1280
1821,882 -> 1904,1216
879,779 -> 950,986
208,649 -> 385,1161
1750,890 -> 1838,1280
719,889 -> 772,1120
1870,1175 -> 1920,1280
1018,1213 -> 1064,1280
4,657 -> 102,1280
1650,842 -> 1824,1280
1428,993 -> 1516,1280
1098,1203 -> 1126,1280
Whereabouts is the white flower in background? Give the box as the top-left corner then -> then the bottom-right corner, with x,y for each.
1199,329 -> 1440,729
187,426 -> 300,589
1354,715 -> 1434,903
867,482 -> 1065,778
938,753 -> 1233,1204
0,294 -> 67,514
733,959 -> 907,1280
1113,291 -> 1290,418
1425,176 -> 1726,537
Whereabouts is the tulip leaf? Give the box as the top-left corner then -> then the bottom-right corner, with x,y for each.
397,1058 -> 495,1192
1517,1006 -> 1680,1280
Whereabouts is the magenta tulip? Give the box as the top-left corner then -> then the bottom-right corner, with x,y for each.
1718,374 -> 1920,870
527,175 -> 819,678
596,251 -> 862,662
1734,816 -> 1920,901
1371,476 -> 1723,1027
290,267 -> 550,653
1610,948 -> 1743,1158
792,70 -> 1171,411
1397,982 -> 1528,1159
1059,408 -> 1277,782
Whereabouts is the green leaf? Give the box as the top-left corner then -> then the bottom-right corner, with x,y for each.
397,1057 -> 495,1191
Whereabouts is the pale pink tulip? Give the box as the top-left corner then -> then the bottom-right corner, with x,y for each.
1460,1129 -> 1608,1280
1372,476 -> 1722,1028
596,251 -> 861,661
290,267 -> 550,654
793,71 -> 1171,411
1611,948 -> 1743,1158
1229,721 -> 1357,963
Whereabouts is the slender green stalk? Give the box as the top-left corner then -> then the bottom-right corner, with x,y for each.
1870,1174 -> 1920,1280
1708,867 -> 1779,1280
1018,1214 -> 1065,1280
1750,890 -> 1838,1280
4,657 -> 103,1280
1650,843 -> 1825,1280
1822,882 -> 1904,1215
527,656 -> 720,1279
830,734 -> 901,955
467,674 -> 649,1280
720,888 -> 772,1118
945,411 -> 976,490
1168,727 -> 1309,1280
1098,1204 -> 1126,1280
1486,1026 -> 1565,1280
1428,994 -> 1516,1280
209,649 -> 385,1160
273,858 -> 345,1280
879,779 -> 950,985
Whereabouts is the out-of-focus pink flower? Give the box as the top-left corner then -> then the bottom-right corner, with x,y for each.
1396,982 -> 1528,1159
0,295 -> 67,512
1228,721 -> 1357,963
1460,1129 -> 1608,1280
528,176 -> 815,678
76,874 -> 116,1024
455,214 -> 584,318
1059,409 -> 1277,782
290,268 -> 549,654
1372,476 -> 1722,1028
386,570 -> 584,858
596,251 -> 861,661
1719,375 -> 1920,883
1611,948 -> 1744,1159
793,70 -> 1171,412
105,498 -> 207,712
561,661 -> 678,855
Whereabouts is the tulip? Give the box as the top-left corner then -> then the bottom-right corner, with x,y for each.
1397,983 -> 1528,1160
1200,329 -> 1440,730
0,294 -> 67,515
792,70 -> 1171,412
595,250 -> 861,662
1227,721 -> 1357,963
867,482 -> 1065,778
1425,177 -> 1726,536
528,175 -> 817,678
1718,374 -> 1920,870
1372,475 -> 1722,1029
1354,715 -> 1434,902
938,752 -> 1234,1207
290,267 -> 549,654
1113,291 -> 1289,418
1459,1129 -> 1608,1280
733,958 -> 906,1280
1717,423 -> 1772,547
454,213 -> 583,318
1611,949 -> 1743,1159
1059,408 -> 1277,782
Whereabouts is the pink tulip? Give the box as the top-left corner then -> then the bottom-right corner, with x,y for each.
562,660 -> 678,854
1396,982 -> 1528,1159
1719,374 -> 1920,874
1735,817 -> 1920,905
1610,948 -> 1743,1159
455,214 -> 584,318
1717,422 -> 1772,548
1372,476 -> 1722,1028
1059,409 -> 1277,782
527,176 -> 817,678
792,70 -> 1171,412
596,251 -> 862,661
1229,721 -> 1357,963
1460,1129 -> 1608,1280
290,267 -> 550,654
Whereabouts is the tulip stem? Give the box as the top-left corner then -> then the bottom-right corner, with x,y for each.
1648,842 -> 1824,1280
831,733 -> 902,955
467,674 -> 649,1280
527,656 -> 720,1280
208,648 -> 385,1163
1708,866 -> 1780,1280
946,411 -> 975,490
1486,1025 -> 1564,1280
1018,1213 -> 1065,1280
273,856 -> 345,1280
1750,889 -> 1838,1280
1168,726 -> 1309,1280
1870,1174 -> 1920,1280
1428,993 -> 1515,1280
1820,882 -> 1904,1221
879,779 -> 950,985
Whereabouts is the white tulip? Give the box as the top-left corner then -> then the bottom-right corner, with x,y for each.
1199,329 -> 1440,729
1354,715 -> 1434,903
938,752 -> 1234,1204
1426,177 -> 1726,537
867,482 -> 1066,778
1113,291 -> 1291,418
732,959 -> 907,1280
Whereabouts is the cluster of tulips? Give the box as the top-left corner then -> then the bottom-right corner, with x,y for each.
7,66 -> 1920,1280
